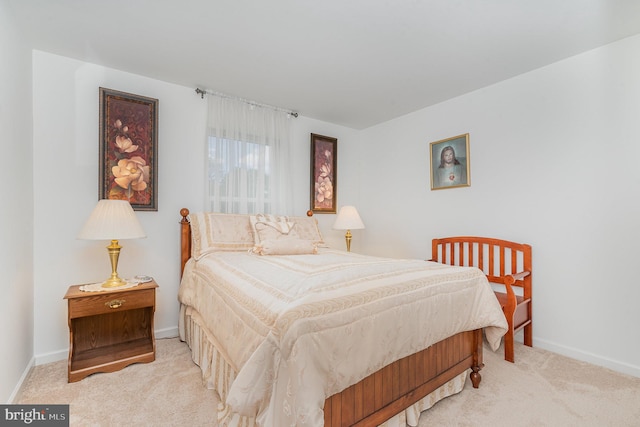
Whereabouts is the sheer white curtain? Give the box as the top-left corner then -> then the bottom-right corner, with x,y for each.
206,95 -> 293,214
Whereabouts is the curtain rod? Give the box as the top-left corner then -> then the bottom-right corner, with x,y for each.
195,88 -> 299,118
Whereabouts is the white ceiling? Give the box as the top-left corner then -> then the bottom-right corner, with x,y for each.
7,0 -> 640,129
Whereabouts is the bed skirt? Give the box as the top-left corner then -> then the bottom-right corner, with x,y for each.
179,304 -> 467,427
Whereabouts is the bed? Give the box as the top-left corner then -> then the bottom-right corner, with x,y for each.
177,209 -> 507,426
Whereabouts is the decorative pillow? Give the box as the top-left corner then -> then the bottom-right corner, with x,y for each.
190,212 -> 254,259
250,213 -> 326,246
250,214 -> 297,244
288,216 -> 326,247
249,213 -> 324,255
253,221 -> 297,242
252,238 -> 318,256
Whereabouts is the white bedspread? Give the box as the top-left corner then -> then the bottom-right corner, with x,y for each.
178,248 -> 507,426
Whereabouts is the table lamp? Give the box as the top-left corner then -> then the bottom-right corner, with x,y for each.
332,205 -> 365,252
78,199 -> 146,288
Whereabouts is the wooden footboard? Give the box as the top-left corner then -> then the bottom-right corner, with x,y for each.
179,209 -> 484,426
324,329 -> 483,427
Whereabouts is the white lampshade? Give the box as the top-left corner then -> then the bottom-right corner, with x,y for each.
332,206 -> 365,230
78,200 -> 146,288
78,199 -> 146,240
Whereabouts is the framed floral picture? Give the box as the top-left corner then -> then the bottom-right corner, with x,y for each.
429,133 -> 471,190
99,88 -> 158,211
310,133 -> 337,213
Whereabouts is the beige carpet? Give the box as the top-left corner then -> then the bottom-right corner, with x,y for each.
14,338 -> 640,426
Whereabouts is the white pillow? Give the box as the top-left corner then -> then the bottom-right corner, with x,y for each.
249,214 -> 296,244
252,238 -> 318,256
289,216 -> 326,247
250,213 -> 326,247
190,212 -> 254,259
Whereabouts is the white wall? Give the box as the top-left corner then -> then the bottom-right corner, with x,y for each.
290,117 -> 361,250
30,50 -> 356,364
32,51 -> 204,362
0,3 -> 35,402
355,34 -> 640,377
19,31 -> 640,399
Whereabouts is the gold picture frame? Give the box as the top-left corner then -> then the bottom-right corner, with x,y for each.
99,88 -> 158,211
310,133 -> 337,213
429,133 -> 470,190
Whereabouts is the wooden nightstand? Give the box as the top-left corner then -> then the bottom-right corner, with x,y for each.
64,280 -> 158,382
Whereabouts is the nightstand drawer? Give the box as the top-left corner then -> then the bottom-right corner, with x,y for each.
68,288 -> 155,318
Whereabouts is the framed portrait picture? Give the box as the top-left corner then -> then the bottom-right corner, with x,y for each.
310,133 -> 337,213
99,88 -> 158,211
429,133 -> 470,190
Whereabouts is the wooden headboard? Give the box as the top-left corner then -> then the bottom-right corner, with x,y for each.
178,208 -> 316,278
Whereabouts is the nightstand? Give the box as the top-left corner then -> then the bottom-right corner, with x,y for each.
64,280 -> 158,382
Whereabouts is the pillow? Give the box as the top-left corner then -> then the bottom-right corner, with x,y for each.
250,213 -> 326,247
252,238 -> 318,256
288,216 -> 326,247
190,212 -> 254,259
253,220 -> 297,242
250,214 -> 296,244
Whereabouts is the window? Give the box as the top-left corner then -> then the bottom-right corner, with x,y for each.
205,95 -> 292,214
207,136 -> 271,213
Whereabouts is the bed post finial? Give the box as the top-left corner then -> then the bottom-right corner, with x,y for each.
180,208 -> 190,221
306,210 -> 313,217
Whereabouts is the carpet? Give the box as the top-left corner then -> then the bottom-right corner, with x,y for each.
14,338 -> 640,426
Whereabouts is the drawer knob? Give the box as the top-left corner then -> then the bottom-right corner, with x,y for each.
105,299 -> 125,309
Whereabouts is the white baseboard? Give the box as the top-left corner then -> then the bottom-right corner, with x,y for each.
155,326 -> 179,339
34,326 -> 180,367
8,356 -> 35,403
35,348 -> 68,365
535,337 -> 640,378
10,326 -> 181,403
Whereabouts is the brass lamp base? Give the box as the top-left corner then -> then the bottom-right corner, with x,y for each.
101,239 -> 127,288
344,229 -> 353,252
101,275 -> 127,288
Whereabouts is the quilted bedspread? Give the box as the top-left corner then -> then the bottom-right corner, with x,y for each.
178,248 -> 507,426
